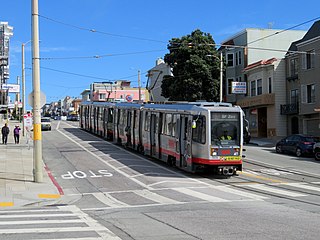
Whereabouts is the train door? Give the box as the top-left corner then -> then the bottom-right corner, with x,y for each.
132,110 -> 138,149
103,108 -> 107,138
126,110 -> 132,147
150,113 -> 157,158
176,115 -> 192,168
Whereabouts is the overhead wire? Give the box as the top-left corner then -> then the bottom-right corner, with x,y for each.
38,14 -> 167,43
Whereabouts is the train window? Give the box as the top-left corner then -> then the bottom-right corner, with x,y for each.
172,114 -> 177,137
211,112 -> 240,146
108,109 -> 113,123
192,116 -> 206,144
161,113 -> 166,134
145,112 -> 150,131
165,114 -> 172,136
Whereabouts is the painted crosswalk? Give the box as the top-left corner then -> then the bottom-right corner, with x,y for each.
72,182 -> 320,210
0,205 -> 121,240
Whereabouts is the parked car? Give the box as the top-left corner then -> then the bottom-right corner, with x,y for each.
41,117 -> 52,131
276,134 -> 319,157
314,142 -> 320,160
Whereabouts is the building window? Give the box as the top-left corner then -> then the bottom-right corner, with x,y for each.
290,58 -> 298,76
268,77 -> 272,93
235,52 -> 238,65
227,53 -> 234,67
227,79 -> 233,94
301,84 -> 315,103
302,50 -> 315,70
238,51 -> 242,65
257,79 -> 262,95
307,84 -> 315,103
250,81 -> 256,97
290,89 -> 298,104
99,94 -> 106,100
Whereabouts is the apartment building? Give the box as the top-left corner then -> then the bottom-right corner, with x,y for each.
0,21 -> 13,113
220,28 -> 306,138
282,20 -> 320,136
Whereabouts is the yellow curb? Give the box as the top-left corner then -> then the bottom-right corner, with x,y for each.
38,194 -> 61,199
0,202 -> 14,207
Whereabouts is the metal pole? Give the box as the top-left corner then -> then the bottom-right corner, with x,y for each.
22,43 -> 26,136
219,51 -> 223,102
138,70 -> 141,102
32,0 -> 43,182
16,76 -> 20,120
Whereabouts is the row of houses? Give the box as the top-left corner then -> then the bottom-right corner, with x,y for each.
44,21 -> 320,140
224,21 -> 320,139
146,21 -> 320,140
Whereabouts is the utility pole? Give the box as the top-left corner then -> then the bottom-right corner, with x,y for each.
16,76 -> 20,120
32,0 -> 43,182
21,42 -> 27,136
219,51 -> 223,102
138,70 -> 141,102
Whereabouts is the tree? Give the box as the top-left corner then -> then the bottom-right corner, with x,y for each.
161,29 -> 220,102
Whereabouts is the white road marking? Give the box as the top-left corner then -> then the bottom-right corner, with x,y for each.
59,205 -> 122,240
210,185 -> 268,200
92,192 -> 129,207
246,184 -> 307,197
174,188 -> 230,202
283,182 -> 320,192
132,189 -> 179,204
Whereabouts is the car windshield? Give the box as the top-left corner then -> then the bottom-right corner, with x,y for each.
41,118 -> 50,123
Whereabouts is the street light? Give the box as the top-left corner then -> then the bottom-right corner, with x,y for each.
207,52 -> 223,102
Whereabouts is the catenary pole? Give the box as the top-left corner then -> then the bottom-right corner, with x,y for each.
219,51 -> 223,102
32,0 -> 43,182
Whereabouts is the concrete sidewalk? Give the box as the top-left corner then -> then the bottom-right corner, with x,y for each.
0,120 -> 62,208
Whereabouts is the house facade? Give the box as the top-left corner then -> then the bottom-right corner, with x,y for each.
147,58 -> 172,102
282,20 -> 320,136
237,58 -> 287,138
220,28 -> 306,105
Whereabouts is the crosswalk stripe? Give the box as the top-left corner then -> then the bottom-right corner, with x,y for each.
282,183 -> 320,192
174,188 -> 230,202
210,186 -> 268,200
92,193 -> 129,207
0,226 -> 106,234
132,189 -> 180,204
60,205 -> 122,240
246,184 -> 307,197
44,238 -> 104,240
0,219 -> 84,225
0,213 -> 75,218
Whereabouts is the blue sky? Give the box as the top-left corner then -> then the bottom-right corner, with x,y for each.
1,0 -> 320,107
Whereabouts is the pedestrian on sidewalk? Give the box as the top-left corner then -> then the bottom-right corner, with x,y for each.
1,123 -> 10,144
14,125 -> 21,144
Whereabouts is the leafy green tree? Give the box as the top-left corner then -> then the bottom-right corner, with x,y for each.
162,29 -> 220,101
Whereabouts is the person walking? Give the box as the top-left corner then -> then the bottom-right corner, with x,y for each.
1,123 -> 10,145
14,125 -> 21,144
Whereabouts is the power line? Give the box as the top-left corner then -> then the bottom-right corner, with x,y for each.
38,14 -> 167,44
246,16 -> 320,45
39,49 -> 167,60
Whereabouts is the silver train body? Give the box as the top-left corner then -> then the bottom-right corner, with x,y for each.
79,101 -> 244,175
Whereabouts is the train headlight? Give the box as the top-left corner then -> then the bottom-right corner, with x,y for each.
211,148 -> 218,156
233,148 -> 240,156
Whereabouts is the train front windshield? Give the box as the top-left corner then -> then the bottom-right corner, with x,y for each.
211,112 -> 240,146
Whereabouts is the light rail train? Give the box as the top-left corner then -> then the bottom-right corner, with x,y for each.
79,101 -> 245,175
